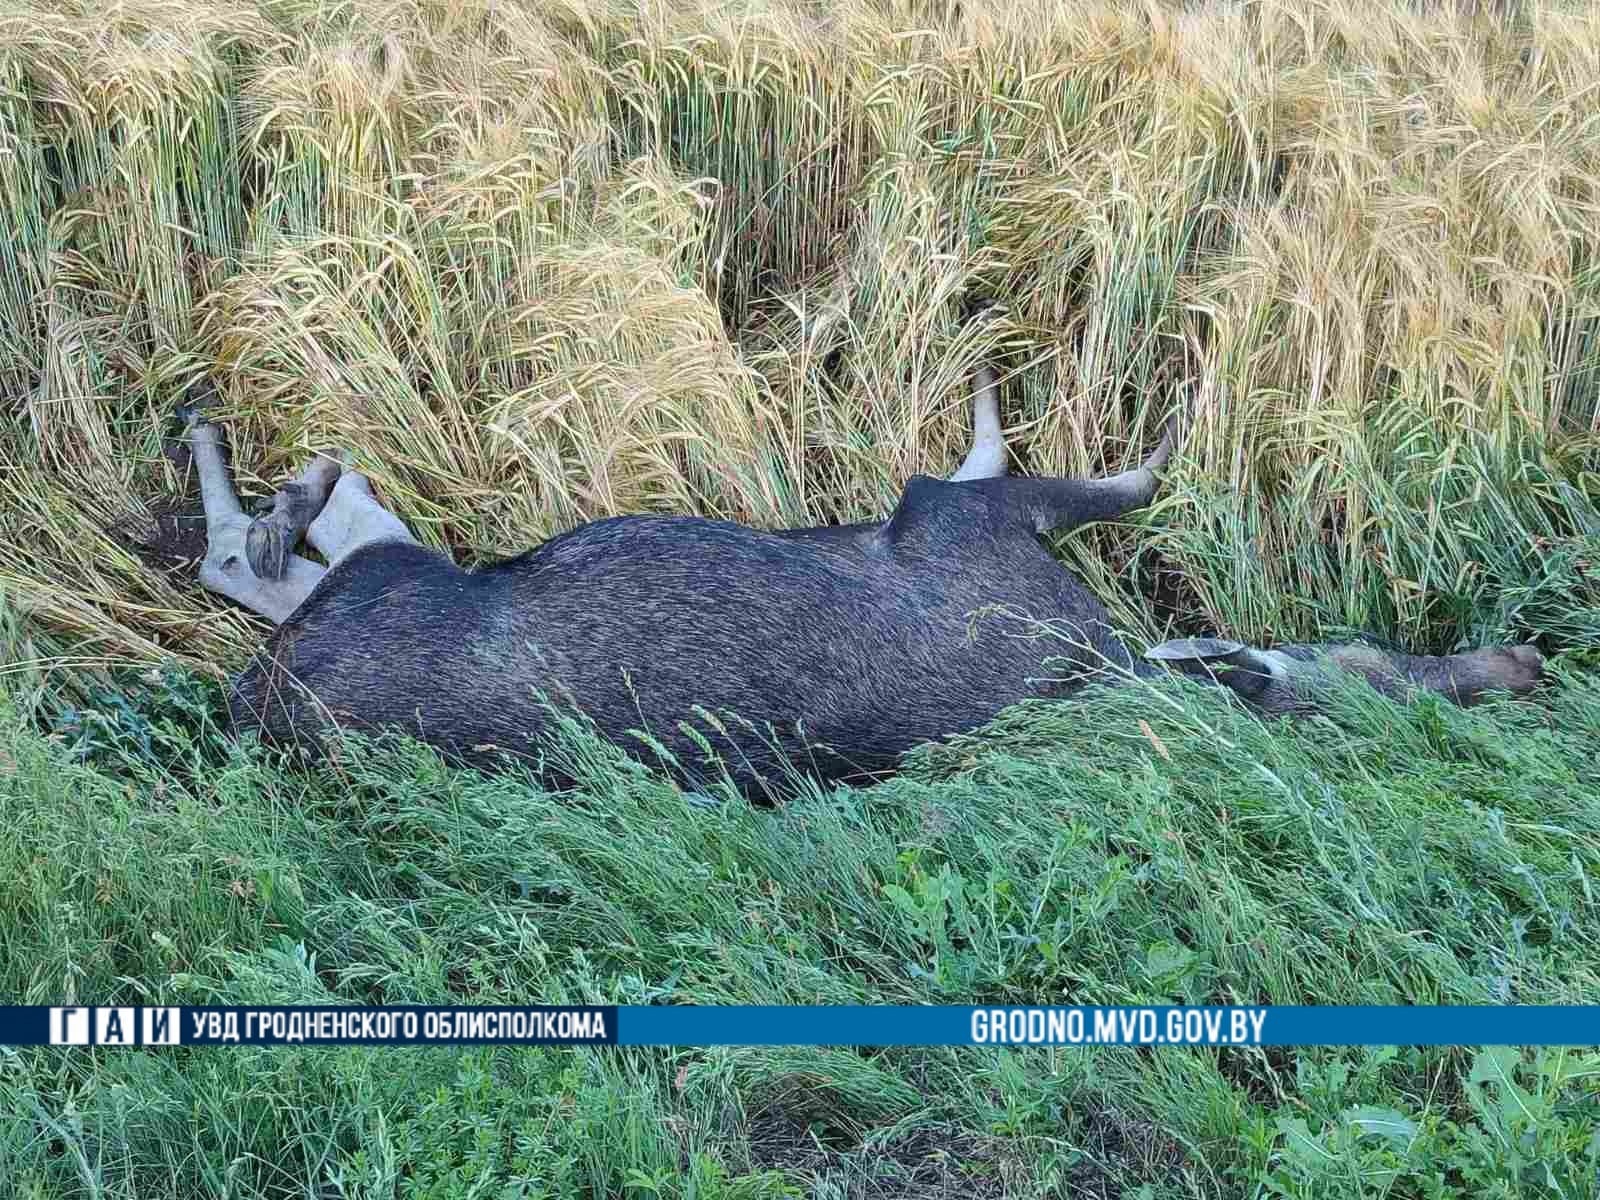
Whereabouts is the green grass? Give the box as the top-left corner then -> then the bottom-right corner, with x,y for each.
3,662 -> 1599,1197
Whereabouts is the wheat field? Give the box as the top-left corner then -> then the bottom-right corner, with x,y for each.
0,0 -> 1595,700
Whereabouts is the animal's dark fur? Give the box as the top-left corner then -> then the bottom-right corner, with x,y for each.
230,473 -> 1159,797
218,426 -> 1544,799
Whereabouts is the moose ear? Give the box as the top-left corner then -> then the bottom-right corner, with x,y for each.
1143,637 -> 1247,664
1144,638 -> 1289,705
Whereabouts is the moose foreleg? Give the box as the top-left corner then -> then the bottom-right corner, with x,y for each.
965,414 -> 1179,534
949,366 -> 1007,482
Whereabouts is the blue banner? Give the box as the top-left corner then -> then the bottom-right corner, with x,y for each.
6,1006 -> 616,1047
614,1005 -> 1600,1047
1,1005 -> 1595,1048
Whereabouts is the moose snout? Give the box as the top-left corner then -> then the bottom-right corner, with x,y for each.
1427,641 -> 1546,706
1487,643 -> 1545,695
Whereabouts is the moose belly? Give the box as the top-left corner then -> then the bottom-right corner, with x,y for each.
231,521 -> 1120,794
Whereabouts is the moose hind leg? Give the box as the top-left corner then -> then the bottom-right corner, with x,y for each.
186,414 -> 328,624
306,466 -> 418,569
246,453 -> 342,580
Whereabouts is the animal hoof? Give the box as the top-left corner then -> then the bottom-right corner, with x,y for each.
177,379 -> 221,430
176,402 -> 212,433
246,516 -> 289,580
961,295 -> 1005,323
1144,637 -> 1247,664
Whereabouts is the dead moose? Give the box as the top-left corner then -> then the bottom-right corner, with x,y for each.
182,368 -> 1544,799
